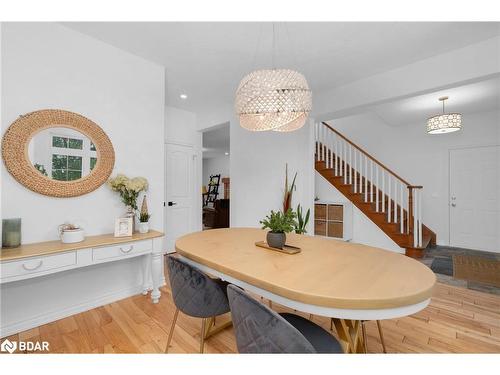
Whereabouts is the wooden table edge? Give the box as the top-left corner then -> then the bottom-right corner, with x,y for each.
175,245 -> 436,310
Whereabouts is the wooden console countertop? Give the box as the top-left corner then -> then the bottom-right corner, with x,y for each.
176,228 -> 436,310
0,230 -> 164,262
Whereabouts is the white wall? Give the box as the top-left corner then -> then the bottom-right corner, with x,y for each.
327,109 -> 499,246
315,172 -> 403,253
203,155 -> 230,198
1,22 -> 166,337
1,23 -> 165,244
230,117 -> 314,231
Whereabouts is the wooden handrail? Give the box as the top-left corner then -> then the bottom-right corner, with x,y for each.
321,121 -> 413,187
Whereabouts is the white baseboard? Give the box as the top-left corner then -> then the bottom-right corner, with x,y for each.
0,285 -> 143,338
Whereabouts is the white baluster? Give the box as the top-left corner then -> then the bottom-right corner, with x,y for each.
375,166 -> 379,212
382,170 -> 386,214
334,135 -> 338,176
342,140 -> 347,185
407,186 -> 410,234
370,160 -> 374,203
353,150 -> 357,193
387,174 -> 391,222
328,130 -> 332,169
418,189 -> 423,247
358,151 -> 362,194
400,183 -> 404,233
348,145 -> 351,185
365,156 -> 368,202
413,188 -> 418,248
326,129 -> 330,169
393,177 -> 398,223
315,123 -> 318,160
321,125 -> 325,162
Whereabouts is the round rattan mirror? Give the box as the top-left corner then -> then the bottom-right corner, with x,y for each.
2,109 -> 115,197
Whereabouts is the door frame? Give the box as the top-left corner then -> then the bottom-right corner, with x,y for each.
164,141 -> 201,253
448,143 -> 500,248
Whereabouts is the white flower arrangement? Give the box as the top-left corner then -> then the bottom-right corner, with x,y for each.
108,174 -> 148,210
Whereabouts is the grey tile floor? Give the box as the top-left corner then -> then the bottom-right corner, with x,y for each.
420,245 -> 500,296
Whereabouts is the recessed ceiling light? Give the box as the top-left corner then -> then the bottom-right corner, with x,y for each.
180,94 -> 188,100
225,152 -> 229,156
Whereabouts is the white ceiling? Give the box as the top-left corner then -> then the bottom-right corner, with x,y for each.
370,76 -> 500,126
202,123 -> 230,159
62,22 -> 500,115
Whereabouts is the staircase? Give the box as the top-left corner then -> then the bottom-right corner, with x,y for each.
315,122 -> 436,258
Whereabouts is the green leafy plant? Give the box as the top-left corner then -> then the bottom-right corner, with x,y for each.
260,209 -> 297,234
294,204 -> 310,234
139,212 -> 151,223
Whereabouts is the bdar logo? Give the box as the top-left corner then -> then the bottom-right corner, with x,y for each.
1,339 -> 17,353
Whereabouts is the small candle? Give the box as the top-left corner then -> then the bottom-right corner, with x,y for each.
2,218 -> 22,248
5,231 -> 21,247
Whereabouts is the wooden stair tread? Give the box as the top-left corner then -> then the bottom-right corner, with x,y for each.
315,160 -> 435,258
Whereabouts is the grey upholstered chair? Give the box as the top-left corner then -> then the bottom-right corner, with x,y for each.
227,285 -> 343,353
165,255 -> 230,353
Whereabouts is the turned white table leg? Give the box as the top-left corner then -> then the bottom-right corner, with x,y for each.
151,237 -> 164,304
142,253 -> 152,295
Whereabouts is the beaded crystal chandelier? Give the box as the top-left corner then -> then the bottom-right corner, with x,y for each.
427,96 -> 462,134
235,25 -> 312,132
235,69 -> 312,132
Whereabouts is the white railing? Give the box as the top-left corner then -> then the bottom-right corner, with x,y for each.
315,122 -> 424,248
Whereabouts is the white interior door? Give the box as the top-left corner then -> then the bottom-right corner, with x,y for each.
165,143 -> 195,253
449,146 -> 499,252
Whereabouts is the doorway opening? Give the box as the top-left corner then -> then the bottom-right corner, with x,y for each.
201,123 -> 230,230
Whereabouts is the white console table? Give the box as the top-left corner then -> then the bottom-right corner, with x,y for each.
0,231 -> 165,337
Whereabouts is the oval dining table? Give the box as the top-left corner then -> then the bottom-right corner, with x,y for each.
175,227 -> 436,353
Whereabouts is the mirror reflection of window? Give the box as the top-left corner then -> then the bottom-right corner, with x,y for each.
28,127 -> 98,181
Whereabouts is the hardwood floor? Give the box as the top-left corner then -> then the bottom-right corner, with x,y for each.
4,279 -> 500,353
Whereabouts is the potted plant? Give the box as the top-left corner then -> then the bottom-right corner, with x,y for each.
260,209 -> 297,249
138,196 -> 151,233
294,204 -> 310,234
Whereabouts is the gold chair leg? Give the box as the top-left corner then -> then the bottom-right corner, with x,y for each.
361,321 -> 368,353
165,308 -> 179,353
309,314 -> 313,320
330,318 -> 334,331
268,300 -> 273,309
200,318 -> 206,353
376,320 -> 387,353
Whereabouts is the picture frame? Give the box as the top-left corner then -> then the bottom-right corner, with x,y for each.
114,217 -> 133,237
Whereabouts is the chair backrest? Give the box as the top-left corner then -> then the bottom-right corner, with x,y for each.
227,285 -> 316,353
166,256 -> 229,318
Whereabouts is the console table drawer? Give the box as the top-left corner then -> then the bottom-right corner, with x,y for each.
92,239 -> 152,262
0,251 -> 77,280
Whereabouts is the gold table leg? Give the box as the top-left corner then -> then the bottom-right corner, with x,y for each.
204,315 -> 233,339
376,320 -> 387,353
331,318 -> 366,353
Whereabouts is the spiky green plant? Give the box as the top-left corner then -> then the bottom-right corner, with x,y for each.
260,209 -> 297,233
294,204 -> 310,234
283,164 -> 297,213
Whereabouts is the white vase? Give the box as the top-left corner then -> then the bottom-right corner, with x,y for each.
138,222 -> 149,234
